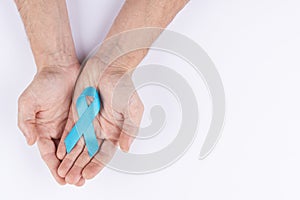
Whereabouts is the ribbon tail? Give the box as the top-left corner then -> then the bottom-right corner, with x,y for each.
84,124 -> 99,157
65,125 -> 81,153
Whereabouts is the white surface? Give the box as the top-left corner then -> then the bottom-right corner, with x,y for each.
1,0 -> 300,199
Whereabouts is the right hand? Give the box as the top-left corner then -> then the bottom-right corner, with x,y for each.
18,64 -> 81,185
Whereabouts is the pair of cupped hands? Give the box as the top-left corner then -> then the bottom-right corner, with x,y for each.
18,50 -> 144,186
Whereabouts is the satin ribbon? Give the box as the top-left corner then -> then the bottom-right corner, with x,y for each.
64,87 -> 101,157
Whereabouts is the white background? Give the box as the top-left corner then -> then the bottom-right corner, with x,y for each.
1,0 -> 300,199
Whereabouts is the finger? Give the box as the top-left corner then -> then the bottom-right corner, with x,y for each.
65,115 -> 120,183
57,108 -> 75,160
65,146 -> 91,184
119,92 -> 144,152
82,140 -> 116,180
65,164 -> 82,185
57,137 -> 85,178
37,137 -> 66,185
18,93 -> 38,145
65,140 -> 103,184
75,177 -> 85,187
82,160 -> 105,180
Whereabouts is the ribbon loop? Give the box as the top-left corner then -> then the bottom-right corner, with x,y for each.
64,87 -> 101,157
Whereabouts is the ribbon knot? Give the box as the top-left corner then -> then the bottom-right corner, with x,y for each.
64,87 -> 101,157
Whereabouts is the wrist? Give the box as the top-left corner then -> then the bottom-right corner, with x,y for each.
110,49 -> 148,71
15,0 -> 78,72
36,58 -> 80,86
36,51 -> 79,73
91,49 -> 148,74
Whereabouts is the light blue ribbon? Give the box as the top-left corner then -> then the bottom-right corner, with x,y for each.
64,87 -> 101,157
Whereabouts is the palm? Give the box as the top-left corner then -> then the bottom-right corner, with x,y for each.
31,70 -> 72,138
18,66 -> 79,184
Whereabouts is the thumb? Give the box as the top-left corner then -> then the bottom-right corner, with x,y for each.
119,93 -> 144,152
18,93 -> 38,145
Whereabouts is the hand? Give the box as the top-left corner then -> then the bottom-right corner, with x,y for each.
18,64 -> 81,185
56,57 -> 144,185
